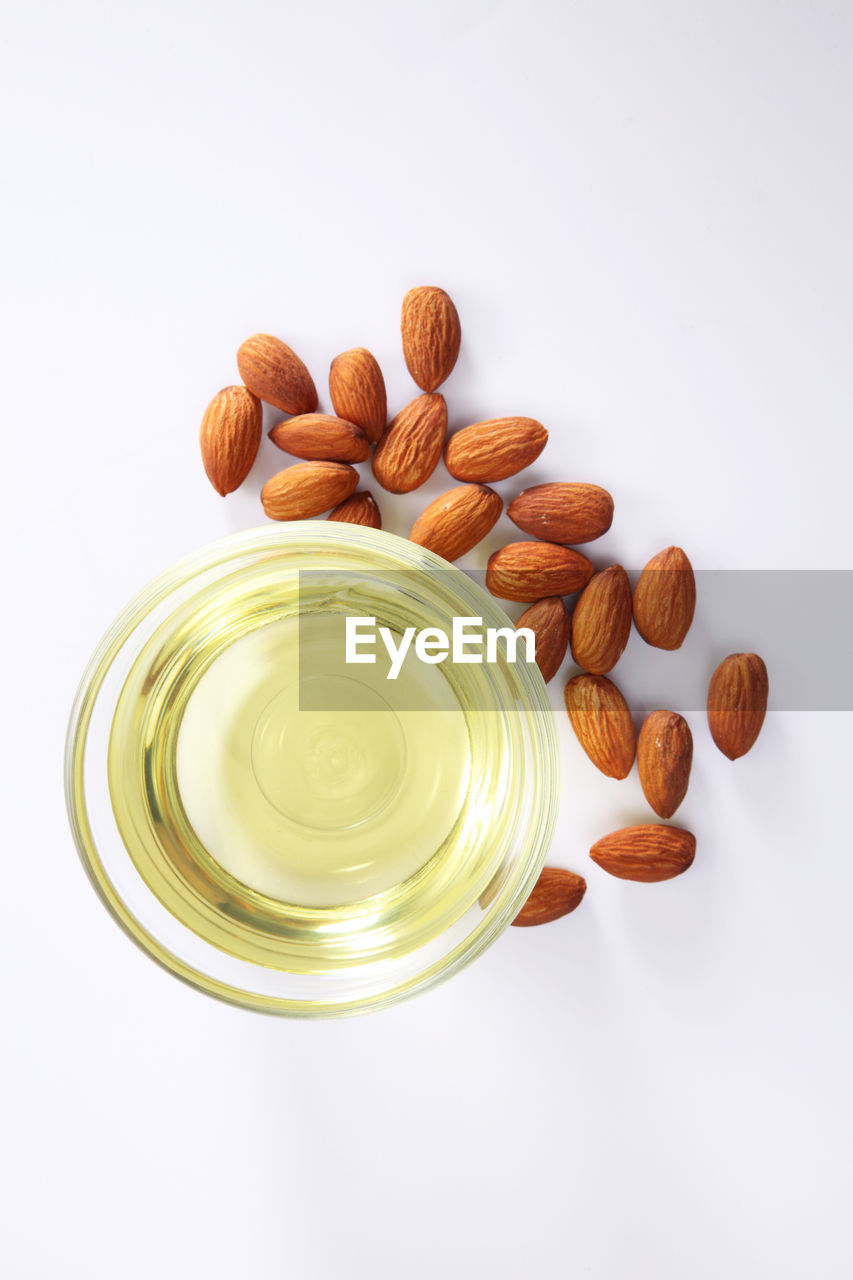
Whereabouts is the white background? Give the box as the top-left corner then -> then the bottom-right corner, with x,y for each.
2,2 -> 852,1276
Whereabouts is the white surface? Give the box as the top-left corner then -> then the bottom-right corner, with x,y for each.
2,2 -> 852,1276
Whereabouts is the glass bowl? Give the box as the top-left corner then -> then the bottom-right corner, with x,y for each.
65,523 -> 560,1016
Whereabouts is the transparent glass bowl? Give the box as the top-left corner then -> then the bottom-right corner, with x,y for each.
65,524 -> 560,1016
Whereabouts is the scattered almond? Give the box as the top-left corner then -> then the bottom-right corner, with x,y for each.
637,710 -> 693,818
516,597 -> 571,684
590,824 -> 696,882
199,386 -> 262,496
261,461 -> 359,521
372,392 -> 447,493
486,542 -> 593,602
268,413 -> 370,463
564,674 -> 636,779
409,484 -> 502,562
327,490 -> 382,529
633,546 -> 696,650
512,867 -> 587,926
236,333 -> 317,415
401,286 -> 461,392
445,417 -> 547,483
329,348 -> 387,443
570,565 -> 632,674
707,653 -> 769,760
508,482 -> 614,544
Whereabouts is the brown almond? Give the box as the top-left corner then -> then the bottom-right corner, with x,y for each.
401,286 -> 461,392
570,565 -> 632,674
236,333 -> 317,415
637,710 -> 693,818
199,385 -> 262,496
707,653 -> 769,760
508,482 -> 614,544
327,490 -> 382,529
409,484 -> 502,562
445,417 -> 547,483
515,597 -> 571,684
590,824 -> 696,883
268,413 -> 370,463
512,867 -> 587,926
486,542 -> 593,602
564,674 -> 636,779
329,348 -> 387,443
372,393 -> 447,493
261,461 -> 358,521
633,546 -> 696,650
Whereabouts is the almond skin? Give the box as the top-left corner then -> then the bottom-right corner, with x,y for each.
445,418 -> 547,483
268,413 -> 370,463
199,385 -> 262,496
564,674 -> 636,779
516,597 -> 571,684
372,393 -> 447,493
590,824 -> 696,883
486,542 -> 593,602
512,867 -> 587,926
236,333 -> 317,415
508,482 -> 614,544
401,286 -> 461,392
571,565 -> 632,674
327,490 -> 382,529
707,653 -> 769,760
409,484 -> 502,562
637,710 -> 693,818
329,348 -> 387,443
261,461 -> 359,521
633,546 -> 696,650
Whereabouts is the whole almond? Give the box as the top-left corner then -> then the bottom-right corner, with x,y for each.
508,482 -> 614,544
261,461 -> 359,521
637,710 -> 693,818
409,484 -> 502,562
633,546 -> 696,650
590,824 -> 696,883
486,542 -> 593,602
512,867 -> 587,926
199,385 -> 262,496
401,286 -> 461,392
707,653 -> 769,760
445,418 -> 547,483
327,490 -> 382,529
564,674 -> 636,779
515,597 -> 571,684
236,333 -> 317,415
372,393 -> 447,493
268,414 -> 370,463
329,348 -> 387,443
570,565 -> 632,674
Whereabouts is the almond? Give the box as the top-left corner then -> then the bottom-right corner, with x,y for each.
512,867 -> 587,926
564,674 -> 636,779
268,413 -> 370,463
508,482 -> 613,544
590,824 -> 696,883
329,347 -> 387,443
199,385 -> 262,496
372,393 -> 447,493
707,653 -> 769,760
486,542 -> 593,602
515,597 -> 571,683
327,490 -> 382,529
401,286 -> 461,392
633,546 -> 696,650
637,710 -> 693,818
261,461 -> 359,521
570,565 -> 632,674
444,417 -> 547,483
236,333 -> 317,415
409,484 -> 502,562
